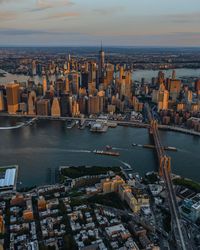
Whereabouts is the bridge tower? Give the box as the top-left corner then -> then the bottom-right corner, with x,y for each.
159,155 -> 171,177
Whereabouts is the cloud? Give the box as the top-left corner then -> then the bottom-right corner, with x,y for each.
93,6 -> 125,16
0,28 -> 86,36
0,11 -> 17,21
0,28 -> 59,36
44,12 -> 80,20
167,12 -> 200,23
30,0 -> 75,12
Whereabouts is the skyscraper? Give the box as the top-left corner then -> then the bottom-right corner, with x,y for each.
28,91 -> 36,115
36,99 -> 50,116
0,91 -> 4,111
42,76 -> 47,95
51,97 -> 61,117
98,42 -> 105,84
6,83 -> 20,114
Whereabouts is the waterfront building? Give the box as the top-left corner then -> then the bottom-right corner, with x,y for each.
107,104 -> 116,114
0,168 -> 16,190
18,102 -> 27,114
60,94 -> 70,116
51,97 -> 61,117
78,96 -> 88,114
36,99 -> 50,116
72,99 -> 80,116
6,83 -> 20,114
28,91 -> 37,115
0,90 -> 4,111
88,95 -> 100,114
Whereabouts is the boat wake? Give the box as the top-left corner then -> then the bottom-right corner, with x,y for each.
112,147 -> 130,151
65,149 -> 91,153
0,123 -> 25,130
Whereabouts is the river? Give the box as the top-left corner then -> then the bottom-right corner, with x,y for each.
0,117 -> 199,188
0,68 -> 200,85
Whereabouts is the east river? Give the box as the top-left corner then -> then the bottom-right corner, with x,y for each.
0,68 -> 200,187
0,117 -> 199,188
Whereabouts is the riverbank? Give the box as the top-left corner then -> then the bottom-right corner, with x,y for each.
0,112 -> 200,136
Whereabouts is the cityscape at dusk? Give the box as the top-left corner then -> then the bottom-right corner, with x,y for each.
0,1 -> 200,250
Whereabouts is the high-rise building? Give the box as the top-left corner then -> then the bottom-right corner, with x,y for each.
60,94 -> 70,116
98,43 -> 105,84
88,95 -> 100,114
32,60 -> 37,76
36,99 -> 50,116
42,76 -> 47,95
65,76 -> 70,92
28,91 -> 36,115
81,72 -> 89,89
169,79 -> 181,101
0,90 -> 4,111
6,83 -> 20,114
88,62 -> 97,84
51,97 -> 61,117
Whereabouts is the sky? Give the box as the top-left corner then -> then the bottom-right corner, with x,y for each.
0,0 -> 200,46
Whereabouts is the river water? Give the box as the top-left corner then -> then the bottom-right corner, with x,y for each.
0,68 -> 200,84
0,118 -> 199,187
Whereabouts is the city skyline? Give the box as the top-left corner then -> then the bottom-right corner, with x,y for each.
0,0 -> 200,46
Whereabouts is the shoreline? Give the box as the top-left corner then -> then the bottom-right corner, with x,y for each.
0,113 -> 200,136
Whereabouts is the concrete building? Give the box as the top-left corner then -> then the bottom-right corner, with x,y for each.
0,90 -> 4,111
6,83 -> 20,114
51,97 -> 61,117
181,193 -> 200,222
101,176 -> 125,193
36,99 -> 50,116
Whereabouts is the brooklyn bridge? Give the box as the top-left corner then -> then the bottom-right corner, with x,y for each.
145,103 -> 192,250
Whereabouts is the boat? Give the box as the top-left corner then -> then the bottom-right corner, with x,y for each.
90,123 -> 108,133
106,145 -> 112,150
66,120 -> 76,129
143,144 -> 155,149
164,146 -> 177,152
132,143 -> 137,146
93,150 -> 120,157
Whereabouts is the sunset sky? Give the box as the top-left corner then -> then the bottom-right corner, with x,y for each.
0,0 -> 200,46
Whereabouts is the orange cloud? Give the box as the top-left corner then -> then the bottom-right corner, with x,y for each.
0,11 -> 17,21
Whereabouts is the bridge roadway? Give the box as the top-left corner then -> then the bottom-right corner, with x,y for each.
145,103 -> 191,250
